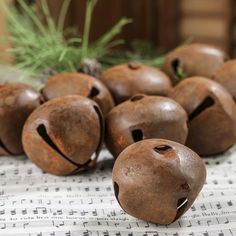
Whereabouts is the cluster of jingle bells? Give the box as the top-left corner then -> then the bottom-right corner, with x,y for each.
1,43 -> 236,225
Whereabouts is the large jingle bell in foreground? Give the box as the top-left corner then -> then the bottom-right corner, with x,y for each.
112,139 -> 206,224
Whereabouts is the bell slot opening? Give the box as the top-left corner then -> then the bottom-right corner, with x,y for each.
93,105 -> 104,159
189,96 -> 215,121
173,197 -> 188,222
89,86 -> 100,98
132,129 -> 143,142
171,58 -> 180,74
130,95 -> 144,102
0,138 -> 13,155
113,182 -> 122,205
37,124 -> 80,167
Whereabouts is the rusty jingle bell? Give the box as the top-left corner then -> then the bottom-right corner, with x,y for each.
112,139 -> 206,225
162,43 -> 227,84
100,62 -> 172,104
0,83 -> 42,155
105,94 -> 188,157
42,72 -> 114,116
22,95 -> 104,175
170,76 -> 236,156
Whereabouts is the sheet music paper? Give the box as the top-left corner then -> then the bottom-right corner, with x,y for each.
0,146 -> 236,236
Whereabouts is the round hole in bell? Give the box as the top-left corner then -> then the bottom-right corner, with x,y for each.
153,145 -> 172,154
130,95 -> 144,102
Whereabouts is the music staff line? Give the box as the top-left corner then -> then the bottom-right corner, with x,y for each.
0,200 -> 235,215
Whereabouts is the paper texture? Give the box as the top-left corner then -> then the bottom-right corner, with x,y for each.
0,146 -> 236,236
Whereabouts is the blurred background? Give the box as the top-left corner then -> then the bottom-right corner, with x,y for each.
0,0 -> 235,63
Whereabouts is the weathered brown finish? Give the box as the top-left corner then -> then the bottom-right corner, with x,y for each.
42,72 -> 114,116
162,43 -> 227,84
112,139 -> 206,225
212,60 -> 236,100
170,77 -> 236,156
105,95 -> 188,158
101,63 -> 172,104
0,83 -> 42,156
22,95 -> 104,176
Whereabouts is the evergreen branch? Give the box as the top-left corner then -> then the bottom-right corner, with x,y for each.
57,0 -> 71,32
16,0 -> 47,36
104,39 -> 125,50
94,18 -> 132,48
40,0 -> 57,35
81,0 -> 97,58
2,0 -> 131,82
0,2 -> 29,37
58,48 -> 68,62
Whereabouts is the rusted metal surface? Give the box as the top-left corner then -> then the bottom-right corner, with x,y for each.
0,83 -> 42,155
42,72 -> 114,116
105,94 -> 188,158
101,63 -> 172,104
112,139 -> 206,225
212,59 -> 236,100
22,95 -> 104,176
170,76 -> 236,156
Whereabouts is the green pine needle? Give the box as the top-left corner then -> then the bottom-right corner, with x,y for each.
176,66 -> 187,80
81,0 -> 97,58
57,0 -> 71,32
95,18 -> 132,48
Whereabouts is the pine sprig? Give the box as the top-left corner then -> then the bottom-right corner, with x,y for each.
1,0 -> 131,82
81,0 -> 97,58
94,18 -> 132,50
